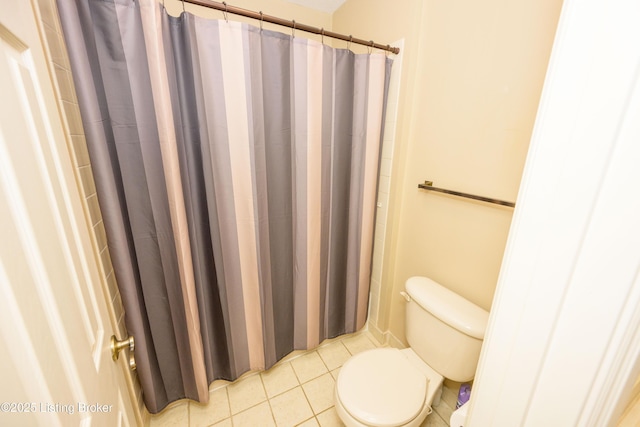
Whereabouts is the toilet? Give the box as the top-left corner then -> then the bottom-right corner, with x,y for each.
335,276 -> 489,427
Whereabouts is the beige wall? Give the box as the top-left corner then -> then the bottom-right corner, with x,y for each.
334,0 -> 563,344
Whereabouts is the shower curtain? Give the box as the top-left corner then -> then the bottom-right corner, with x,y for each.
57,0 -> 392,413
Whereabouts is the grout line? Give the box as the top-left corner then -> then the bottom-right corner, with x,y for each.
316,348 -> 331,373
290,360 -> 303,385
298,378 -> 315,417
222,387 -> 231,426
294,415 -> 317,426
257,371 -> 278,427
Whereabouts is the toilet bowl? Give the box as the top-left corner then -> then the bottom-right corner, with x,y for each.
335,347 -> 443,427
335,277 -> 489,427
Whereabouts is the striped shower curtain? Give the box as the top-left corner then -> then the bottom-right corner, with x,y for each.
57,0 -> 392,413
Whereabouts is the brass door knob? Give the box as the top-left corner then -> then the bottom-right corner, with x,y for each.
110,335 -> 134,362
128,352 -> 137,371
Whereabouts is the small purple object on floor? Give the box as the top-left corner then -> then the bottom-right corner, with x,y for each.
456,383 -> 471,409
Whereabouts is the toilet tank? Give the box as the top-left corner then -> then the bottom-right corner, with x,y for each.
404,276 -> 489,382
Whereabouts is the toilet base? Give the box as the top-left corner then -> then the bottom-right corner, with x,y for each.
432,382 -> 443,407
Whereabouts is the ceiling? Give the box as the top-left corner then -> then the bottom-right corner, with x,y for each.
282,0 -> 347,14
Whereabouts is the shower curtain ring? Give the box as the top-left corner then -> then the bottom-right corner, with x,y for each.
368,40 -> 374,54
347,35 -> 352,51
292,20 -> 296,38
181,0 -> 185,12
222,1 -> 228,22
259,11 -> 264,31
320,28 -> 324,45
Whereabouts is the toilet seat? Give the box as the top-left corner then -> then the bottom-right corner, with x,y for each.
336,348 -> 429,427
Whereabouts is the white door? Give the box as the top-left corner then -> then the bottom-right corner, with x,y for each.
0,1 -> 136,426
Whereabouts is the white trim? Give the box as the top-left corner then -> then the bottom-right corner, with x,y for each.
366,320 -> 386,345
385,332 -> 406,350
365,320 -> 405,349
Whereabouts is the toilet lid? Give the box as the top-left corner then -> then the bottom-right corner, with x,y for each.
337,348 -> 427,427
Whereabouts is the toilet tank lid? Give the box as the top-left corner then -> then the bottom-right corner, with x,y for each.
406,276 -> 489,339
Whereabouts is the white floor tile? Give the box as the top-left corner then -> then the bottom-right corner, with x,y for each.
316,407 -> 345,427
317,341 -> 351,371
301,373 -> 335,414
290,351 -> 329,384
209,379 -> 231,391
433,384 -> 456,426
329,368 -> 341,381
261,362 -> 300,398
212,419 -> 232,427
190,387 -> 230,427
147,400 -> 188,427
441,384 -> 459,408
421,412 -> 449,427
341,333 -> 378,355
232,401 -> 275,427
269,386 -> 314,427
227,374 -> 267,415
433,395 -> 453,425
298,417 -> 320,426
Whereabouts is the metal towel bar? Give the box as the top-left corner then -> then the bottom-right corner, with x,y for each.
418,181 -> 515,208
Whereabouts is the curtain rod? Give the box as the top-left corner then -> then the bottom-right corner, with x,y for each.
181,0 -> 400,54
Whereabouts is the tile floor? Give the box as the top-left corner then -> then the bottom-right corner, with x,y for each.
146,331 -> 455,427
